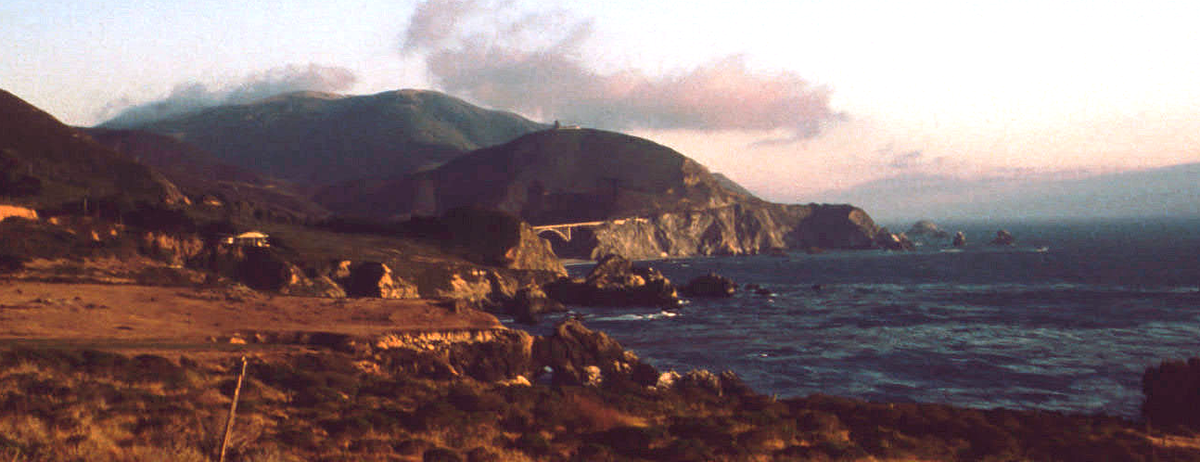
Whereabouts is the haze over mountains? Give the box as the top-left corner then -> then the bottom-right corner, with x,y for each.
817,164 -> 1200,223
104,89 -> 547,185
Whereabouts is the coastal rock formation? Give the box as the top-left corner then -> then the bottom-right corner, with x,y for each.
346,262 -> 419,299
681,273 -> 737,298
551,203 -> 881,261
506,286 -> 565,325
0,204 -> 38,222
1142,357 -> 1200,429
534,318 -> 659,387
873,227 -> 916,251
953,231 -> 967,247
991,230 -> 1017,246
439,207 -> 565,275
317,128 -> 886,260
545,254 -> 679,307
907,220 -> 950,238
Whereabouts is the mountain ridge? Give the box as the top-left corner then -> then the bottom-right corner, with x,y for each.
103,89 -> 549,185
0,89 -> 184,210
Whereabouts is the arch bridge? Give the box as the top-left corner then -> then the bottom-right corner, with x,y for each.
531,218 -> 647,242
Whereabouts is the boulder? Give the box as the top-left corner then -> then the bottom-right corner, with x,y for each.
990,230 -> 1017,246
952,231 -> 967,247
681,273 -> 737,298
346,262 -> 419,299
545,254 -> 679,307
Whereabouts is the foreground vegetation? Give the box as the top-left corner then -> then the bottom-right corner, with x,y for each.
2,345 -> 1197,462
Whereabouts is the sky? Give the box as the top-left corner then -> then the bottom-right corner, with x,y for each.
3,0 -> 1199,211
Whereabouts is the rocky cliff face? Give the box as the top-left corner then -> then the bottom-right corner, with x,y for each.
548,203 -> 881,260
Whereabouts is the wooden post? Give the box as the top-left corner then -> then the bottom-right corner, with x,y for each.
218,356 -> 248,462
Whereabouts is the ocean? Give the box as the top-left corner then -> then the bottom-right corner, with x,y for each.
510,217 -> 1200,419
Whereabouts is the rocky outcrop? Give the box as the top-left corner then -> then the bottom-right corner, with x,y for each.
0,204 -> 37,222
1143,358 -> 1200,429
139,232 -> 205,267
439,207 -> 565,276
506,286 -> 565,325
952,231 -> 967,247
907,220 -> 950,238
990,230 -> 1017,246
550,203 -> 882,261
534,318 -> 659,387
873,227 -> 915,251
681,273 -> 737,298
346,262 -> 419,299
545,254 -> 679,307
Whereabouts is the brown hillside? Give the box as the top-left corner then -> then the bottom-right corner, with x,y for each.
317,128 -> 752,224
0,89 -> 183,210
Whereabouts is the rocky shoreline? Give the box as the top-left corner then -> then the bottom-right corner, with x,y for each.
2,306 -> 1198,461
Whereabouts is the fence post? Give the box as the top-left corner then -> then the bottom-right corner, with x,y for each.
218,356 -> 248,462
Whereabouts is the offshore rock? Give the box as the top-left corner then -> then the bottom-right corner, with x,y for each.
907,220 -> 950,238
990,229 -> 1017,246
681,272 -> 737,298
545,254 -> 679,307
874,228 -> 915,251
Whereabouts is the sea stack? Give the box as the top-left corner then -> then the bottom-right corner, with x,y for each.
952,231 -> 967,247
990,230 -> 1016,246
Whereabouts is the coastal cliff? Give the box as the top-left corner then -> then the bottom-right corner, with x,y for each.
319,128 -> 888,260
548,202 -> 880,260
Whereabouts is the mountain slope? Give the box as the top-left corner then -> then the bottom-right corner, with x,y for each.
317,128 -> 751,223
106,90 -> 548,185
0,89 -> 183,210
316,128 -> 882,259
84,128 -> 330,221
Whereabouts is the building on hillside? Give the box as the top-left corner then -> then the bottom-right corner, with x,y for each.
222,231 -> 270,247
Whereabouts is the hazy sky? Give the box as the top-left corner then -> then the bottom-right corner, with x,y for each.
4,0 -> 1198,202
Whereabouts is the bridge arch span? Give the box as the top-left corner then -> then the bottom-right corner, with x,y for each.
536,227 -> 571,242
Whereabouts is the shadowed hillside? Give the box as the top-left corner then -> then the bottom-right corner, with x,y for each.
316,128 -> 885,259
105,90 -> 548,185
85,128 -> 330,222
317,128 -> 751,224
0,89 -> 184,211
